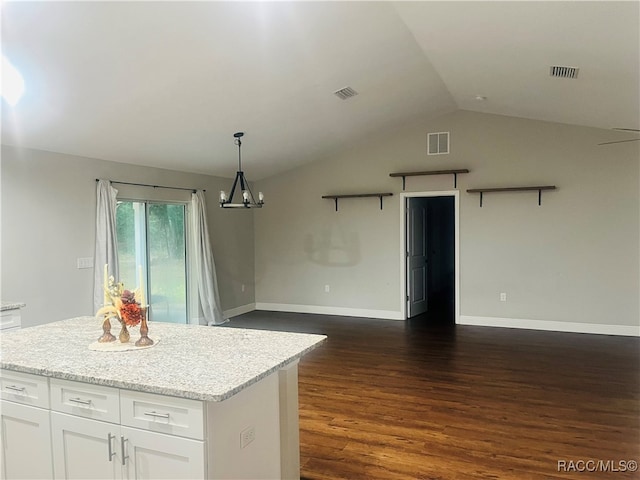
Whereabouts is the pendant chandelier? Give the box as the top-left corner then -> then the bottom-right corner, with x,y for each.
219,132 -> 264,208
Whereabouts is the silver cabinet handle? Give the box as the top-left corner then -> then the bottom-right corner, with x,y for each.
107,433 -> 116,462
144,411 -> 170,420
4,385 -> 26,393
68,397 -> 92,406
120,436 -> 129,466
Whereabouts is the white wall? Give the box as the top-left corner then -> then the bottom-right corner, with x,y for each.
254,110 -> 640,331
0,146 -> 255,327
3,110 -> 638,333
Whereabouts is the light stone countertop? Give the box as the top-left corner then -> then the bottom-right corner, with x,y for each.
0,316 -> 326,402
1,302 -> 26,312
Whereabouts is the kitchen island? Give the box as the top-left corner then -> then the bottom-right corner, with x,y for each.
0,316 -> 326,479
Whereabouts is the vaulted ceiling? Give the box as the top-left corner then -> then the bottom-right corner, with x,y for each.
2,2 -> 638,179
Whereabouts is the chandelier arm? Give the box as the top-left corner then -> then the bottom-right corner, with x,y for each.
239,172 -> 246,192
228,172 -> 241,203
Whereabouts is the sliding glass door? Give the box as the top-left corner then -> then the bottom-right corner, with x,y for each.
116,201 -> 187,324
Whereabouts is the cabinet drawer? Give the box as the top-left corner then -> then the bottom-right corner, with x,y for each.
50,378 -> 120,424
120,390 -> 204,440
0,310 -> 21,330
1,370 -> 49,408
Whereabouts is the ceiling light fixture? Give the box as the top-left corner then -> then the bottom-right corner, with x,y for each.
219,132 -> 264,209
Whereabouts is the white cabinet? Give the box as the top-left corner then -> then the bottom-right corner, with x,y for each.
50,380 -> 205,480
2,371 -> 287,480
121,426 -> 205,480
49,379 -> 123,479
0,400 -> 53,480
51,412 -> 122,480
120,389 -> 206,478
50,414 -> 205,480
0,370 -> 52,480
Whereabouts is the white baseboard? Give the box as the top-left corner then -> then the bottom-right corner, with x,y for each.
255,303 -> 404,321
221,306 -> 638,335
459,315 -> 640,337
223,303 -> 256,319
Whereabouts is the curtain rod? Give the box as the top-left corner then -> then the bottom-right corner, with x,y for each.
96,179 -> 205,193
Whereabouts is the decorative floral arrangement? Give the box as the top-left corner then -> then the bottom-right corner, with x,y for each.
95,265 -> 153,347
96,277 -> 143,328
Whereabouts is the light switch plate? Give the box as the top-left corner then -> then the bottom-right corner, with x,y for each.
77,257 -> 93,269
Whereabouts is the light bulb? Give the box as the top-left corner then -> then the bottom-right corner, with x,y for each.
258,192 -> 264,203
242,191 -> 249,202
220,190 -> 227,202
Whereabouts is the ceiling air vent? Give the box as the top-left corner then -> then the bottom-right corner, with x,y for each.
334,86 -> 358,100
549,65 -> 579,79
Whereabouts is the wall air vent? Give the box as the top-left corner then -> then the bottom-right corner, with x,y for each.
549,65 -> 579,79
334,86 -> 358,100
427,132 -> 449,155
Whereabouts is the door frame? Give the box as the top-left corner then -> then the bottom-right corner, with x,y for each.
399,191 -> 460,322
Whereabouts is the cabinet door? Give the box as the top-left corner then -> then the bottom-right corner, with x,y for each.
1,400 -> 53,479
121,426 -> 205,480
51,412 -> 122,480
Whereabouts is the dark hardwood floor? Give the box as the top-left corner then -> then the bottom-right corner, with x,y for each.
226,311 -> 640,479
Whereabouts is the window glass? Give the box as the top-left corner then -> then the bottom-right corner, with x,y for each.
116,201 -> 187,324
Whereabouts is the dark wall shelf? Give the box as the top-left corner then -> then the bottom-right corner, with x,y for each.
467,186 -> 556,207
389,169 -> 470,189
322,193 -> 393,211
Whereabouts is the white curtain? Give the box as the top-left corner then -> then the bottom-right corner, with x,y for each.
191,190 -> 226,325
93,180 -> 119,314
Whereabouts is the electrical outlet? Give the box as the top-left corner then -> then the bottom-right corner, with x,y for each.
241,284 -> 245,293
240,426 -> 255,449
500,292 -> 507,302
77,257 -> 93,269
324,284 -> 330,293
